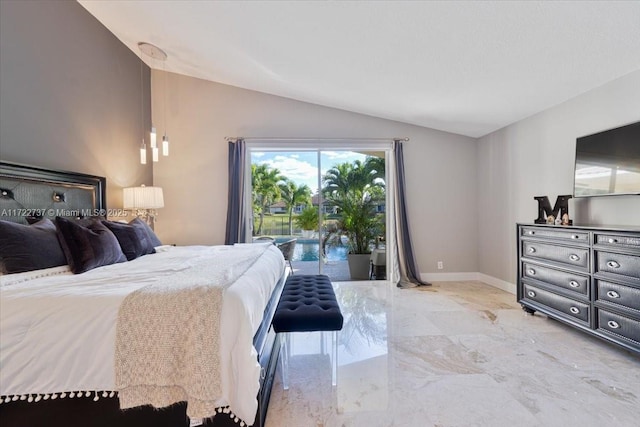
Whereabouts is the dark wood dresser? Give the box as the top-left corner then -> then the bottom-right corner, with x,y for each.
517,223 -> 640,354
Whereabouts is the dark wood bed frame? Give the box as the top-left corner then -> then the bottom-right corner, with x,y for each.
0,162 -> 284,427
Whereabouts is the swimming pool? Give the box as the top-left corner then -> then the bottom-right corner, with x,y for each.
275,238 -> 348,262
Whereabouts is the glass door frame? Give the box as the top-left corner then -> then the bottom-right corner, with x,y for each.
244,140 -> 393,279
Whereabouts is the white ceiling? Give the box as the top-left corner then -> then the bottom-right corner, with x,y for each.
78,1 -> 640,138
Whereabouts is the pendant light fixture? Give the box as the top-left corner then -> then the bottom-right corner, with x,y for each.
150,126 -> 158,162
138,42 -> 169,163
139,52 -> 147,165
162,58 -> 170,157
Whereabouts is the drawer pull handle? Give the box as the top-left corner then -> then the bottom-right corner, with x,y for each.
606,290 -> 620,299
569,254 -> 580,262
527,269 -> 536,275
608,238 -> 617,244
528,247 -> 536,253
569,307 -> 580,314
527,291 -> 536,298
569,280 -> 580,288
528,231 -> 535,235
607,320 -> 620,329
606,261 -> 620,269
571,235 -> 580,239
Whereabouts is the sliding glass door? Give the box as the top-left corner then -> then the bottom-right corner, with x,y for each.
248,142 -> 389,282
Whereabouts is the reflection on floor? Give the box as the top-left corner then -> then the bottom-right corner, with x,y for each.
291,260 -> 351,281
265,280 -> 640,427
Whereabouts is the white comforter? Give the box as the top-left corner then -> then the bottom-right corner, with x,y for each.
0,244 -> 284,424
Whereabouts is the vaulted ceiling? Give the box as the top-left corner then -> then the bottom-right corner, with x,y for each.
79,1 -> 640,138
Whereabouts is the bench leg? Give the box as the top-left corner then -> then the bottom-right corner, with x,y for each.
279,331 -> 338,389
332,330 -> 338,387
280,332 -> 290,390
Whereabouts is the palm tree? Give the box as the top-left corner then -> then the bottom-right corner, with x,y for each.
364,155 -> 386,203
252,164 -> 284,235
323,162 -> 354,200
323,160 -> 375,201
322,159 -> 384,255
250,164 -> 262,225
279,179 -> 312,235
365,156 -> 385,184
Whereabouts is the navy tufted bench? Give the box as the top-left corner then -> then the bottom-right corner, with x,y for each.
272,275 -> 343,389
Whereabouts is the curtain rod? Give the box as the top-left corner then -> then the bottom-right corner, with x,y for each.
224,136 -> 409,142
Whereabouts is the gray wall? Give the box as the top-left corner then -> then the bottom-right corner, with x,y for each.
0,0 -> 152,210
477,70 -> 640,284
151,71 -> 479,275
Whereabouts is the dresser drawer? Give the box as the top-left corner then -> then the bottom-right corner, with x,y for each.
597,309 -> 640,346
522,241 -> 589,271
521,227 -> 589,243
595,233 -> 640,250
522,262 -> 589,296
596,280 -> 640,313
595,251 -> 640,280
523,284 -> 590,325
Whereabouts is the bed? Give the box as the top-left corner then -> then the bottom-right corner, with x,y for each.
0,162 -> 286,427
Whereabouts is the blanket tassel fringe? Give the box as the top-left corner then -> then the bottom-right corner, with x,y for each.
0,394 -> 246,426
0,390 -> 117,404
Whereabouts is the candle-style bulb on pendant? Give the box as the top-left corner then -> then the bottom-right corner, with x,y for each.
150,126 -> 157,149
162,134 -> 169,156
140,140 -> 147,165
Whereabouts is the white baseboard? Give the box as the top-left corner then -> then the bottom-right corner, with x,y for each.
421,272 -> 479,282
420,272 -> 516,295
476,273 -> 516,295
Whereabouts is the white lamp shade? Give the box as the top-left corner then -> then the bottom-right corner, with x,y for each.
123,186 -> 164,209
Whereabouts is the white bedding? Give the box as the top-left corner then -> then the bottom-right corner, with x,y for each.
0,243 -> 284,424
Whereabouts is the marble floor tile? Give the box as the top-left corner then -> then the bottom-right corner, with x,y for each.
265,280 -> 639,427
388,309 -> 444,338
389,374 -> 541,427
420,308 -> 507,337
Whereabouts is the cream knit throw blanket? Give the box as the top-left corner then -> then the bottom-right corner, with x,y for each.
115,244 -> 269,420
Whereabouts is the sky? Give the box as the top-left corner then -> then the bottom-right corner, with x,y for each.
251,150 -> 367,193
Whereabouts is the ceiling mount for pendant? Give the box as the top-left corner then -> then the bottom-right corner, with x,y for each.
138,42 -> 167,61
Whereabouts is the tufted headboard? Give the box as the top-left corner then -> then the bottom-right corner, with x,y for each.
0,162 -> 106,224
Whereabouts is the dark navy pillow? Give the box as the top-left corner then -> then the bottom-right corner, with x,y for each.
55,217 -> 126,274
102,220 -> 155,261
129,217 -> 162,247
0,218 -> 67,274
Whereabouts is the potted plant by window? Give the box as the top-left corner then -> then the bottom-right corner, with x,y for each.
336,196 -> 382,279
323,159 -> 384,280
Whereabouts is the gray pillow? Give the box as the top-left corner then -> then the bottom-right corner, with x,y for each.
0,218 -> 67,274
55,217 -> 126,274
102,220 -> 155,261
129,217 -> 162,247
